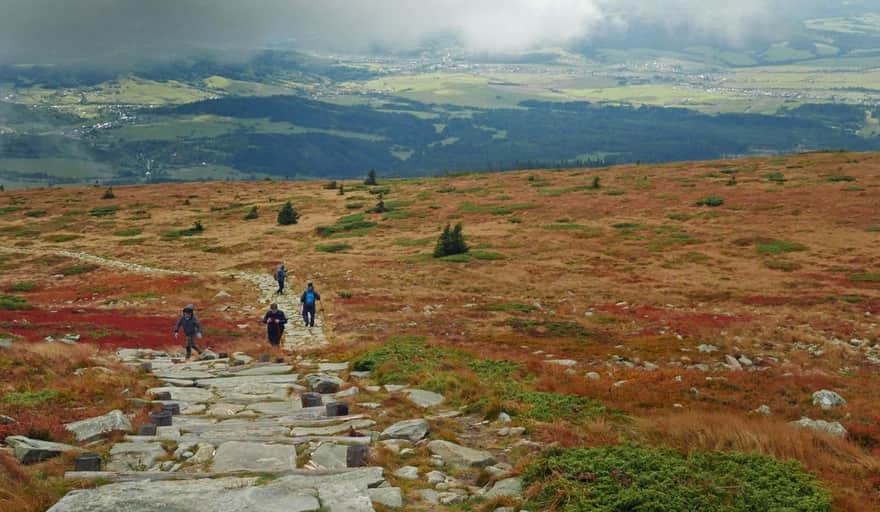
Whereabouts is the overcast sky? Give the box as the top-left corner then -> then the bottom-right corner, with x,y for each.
0,0 -> 854,64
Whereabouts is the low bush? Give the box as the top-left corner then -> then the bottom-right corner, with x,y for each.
89,205 -> 119,217
849,273 -> 880,282
316,214 -> 377,237
523,445 -> 831,512
243,206 -> 258,220
60,264 -> 99,276
696,196 -> 724,207
756,239 -> 807,255
6,282 -> 36,292
277,201 -> 299,225
316,243 -> 352,253
0,294 -> 30,310
23,210 -> 46,218
113,228 -> 142,237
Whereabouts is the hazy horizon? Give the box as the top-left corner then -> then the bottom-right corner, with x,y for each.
0,0 -> 867,65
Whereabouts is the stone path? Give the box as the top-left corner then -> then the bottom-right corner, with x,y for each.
49,350 -> 400,512
4,246 -> 522,510
236,271 -> 328,352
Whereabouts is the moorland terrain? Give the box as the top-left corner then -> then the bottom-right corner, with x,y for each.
0,151 -> 878,510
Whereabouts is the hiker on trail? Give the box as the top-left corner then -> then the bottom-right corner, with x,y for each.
300,281 -> 321,328
173,304 -> 203,359
262,303 -> 287,347
274,263 -> 286,295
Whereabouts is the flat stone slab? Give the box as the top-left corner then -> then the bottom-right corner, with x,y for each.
107,442 -> 166,472
249,401 -> 300,416
153,370 -> 215,380
485,477 -> 523,499
212,441 -> 298,473
380,419 -> 429,442
196,374 -> 300,389
46,476 -> 321,512
404,389 -> 445,408
291,419 -> 376,437
207,403 -> 246,418
318,362 -> 349,372
65,409 -> 132,442
427,440 -> 496,468
221,364 -> 294,377
147,386 -> 214,403
368,487 -> 403,508
6,436 -> 82,464
310,443 -> 349,469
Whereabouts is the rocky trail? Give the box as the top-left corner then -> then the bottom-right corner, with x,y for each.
2,247 -> 524,511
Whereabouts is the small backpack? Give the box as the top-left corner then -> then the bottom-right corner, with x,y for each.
305,290 -> 316,305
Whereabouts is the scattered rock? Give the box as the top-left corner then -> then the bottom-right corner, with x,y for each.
754,405 -> 771,415
6,436 -> 81,464
381,419 -> 430,442
738,355 -> 753,367
545,359 -> 577,367
724,355 -> 743,371
65,409 -> 132,442
214,290 -> 231,298
419,488 -> 440,505
812,389 -> 846,409
405,389 -> 445,408
426,470 -> 447,485
789,417 -> 848,437
0,338 -> 14,349
497,412 -> 512,423
427,440 -> 496,468
383,384 -> 408,393
305,373 -> 343,394
585,372 -> 600,380
394,465 -> 419,480
199,350 -> 218,361
367,487 -> 404,508
0,414 -> 16,425
485,477 -> 523,499
698,344 -> 718,353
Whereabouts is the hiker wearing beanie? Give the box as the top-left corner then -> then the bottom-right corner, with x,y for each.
263,303 -> 287,347
173,304 -> 203,359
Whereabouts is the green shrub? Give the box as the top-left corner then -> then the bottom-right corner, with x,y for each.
24,209 -> 46,217
323,180 -> 338,190
826,175 -> 855,182
764,171 -> 786,183
0,294 -> 30,310
395,237 -> 432,247
696,196 -> 724,207
765,260 -> 801,272
277,201 -> 298,225
471,250 -> 505,260
243,206 -> 258,220
483,302 -> 535,313
2,389 -> 60,406
510,391 -> 607,422
364,168 -> 378,186
316,214 -> 377,237
591,176 -> 601,189
101,187 -> 115,199
756,239 -> 807,255
345,203 -> 364,210
317,243 -> 352,253
613,222 -> 641,229
89,205 -> 119,217
6,282 -> 36,292
523,445 -> 831,512
113,228 -> 143,237
45,234 -> 81,242
433,223 -> 468,258
351,335 -> 470,383
866,226 -> 880,233
849,273 -> 880,282
61,264 -> 99,276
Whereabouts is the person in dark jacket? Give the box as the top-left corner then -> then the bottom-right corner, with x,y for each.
173,304 -> 203,359
274,264 -> 286,295
262,303 -> 287,347
300,281 -> 321,328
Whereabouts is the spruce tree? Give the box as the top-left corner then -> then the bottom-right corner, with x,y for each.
364,169 -> 377,186
433,223 -> 468,257
338,183 -> 345,195
277,201 -> 299,225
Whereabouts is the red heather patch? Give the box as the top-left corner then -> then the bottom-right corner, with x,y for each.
0,308 -> 248,349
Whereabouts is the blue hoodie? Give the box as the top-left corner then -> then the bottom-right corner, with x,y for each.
173,305 -> 202,336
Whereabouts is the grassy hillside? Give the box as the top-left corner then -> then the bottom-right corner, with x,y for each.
1,151 -> 879,509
